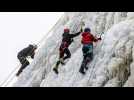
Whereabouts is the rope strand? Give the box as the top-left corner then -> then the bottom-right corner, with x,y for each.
0,65 -> 19,87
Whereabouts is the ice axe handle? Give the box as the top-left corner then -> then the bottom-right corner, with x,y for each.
81,21 -> 85,27
99,32 -> 104,38
80,21 -> 85,32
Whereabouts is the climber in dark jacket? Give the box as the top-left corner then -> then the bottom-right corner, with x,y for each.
53,28 -> 83,74
16,44 -> 37,76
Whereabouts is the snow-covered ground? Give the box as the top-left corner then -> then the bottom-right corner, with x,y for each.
13,12 -> 134,87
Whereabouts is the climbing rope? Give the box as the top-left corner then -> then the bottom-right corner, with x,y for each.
87,32 -> 104,86
0,65 -> 19,87
3,70 -> 18,87
0,14 -> 64,87
87,55 -> 98,86
87,32 -> 123,87
37,14 -> 64,47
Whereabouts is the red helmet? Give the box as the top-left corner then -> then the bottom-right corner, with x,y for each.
64,28 -> 70,33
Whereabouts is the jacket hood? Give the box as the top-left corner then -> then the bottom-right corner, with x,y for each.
29,44 -> 34,49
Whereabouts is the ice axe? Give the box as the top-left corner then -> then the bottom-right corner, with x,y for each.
81,21 -> 85,26
100,32 -> 104,38
80,21 -> 85,31
98,32 -> 104,39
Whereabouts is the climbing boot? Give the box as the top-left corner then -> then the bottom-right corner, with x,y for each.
53,67 -> 59,74
59,58 -> 65,65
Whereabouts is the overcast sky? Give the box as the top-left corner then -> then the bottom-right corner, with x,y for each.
0,12 -> 64,86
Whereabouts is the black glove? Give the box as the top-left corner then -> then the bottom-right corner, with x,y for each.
71,39 -> 74,42
31,52 -> 35,59
98,38 -> 102,40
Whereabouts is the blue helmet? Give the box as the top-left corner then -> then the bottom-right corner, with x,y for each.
84,28 -> 91,32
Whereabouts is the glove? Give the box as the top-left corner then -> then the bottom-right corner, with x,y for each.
31,52 -> 35,59
98,38 -> 102,40
71,39 -> 74,42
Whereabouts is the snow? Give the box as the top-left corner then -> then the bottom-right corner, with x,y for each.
13,12 -> 134,87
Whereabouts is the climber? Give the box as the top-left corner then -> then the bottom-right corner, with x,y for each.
16,44 -> 37,76
79,28 -> 101,75
53,28 -> 83,74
